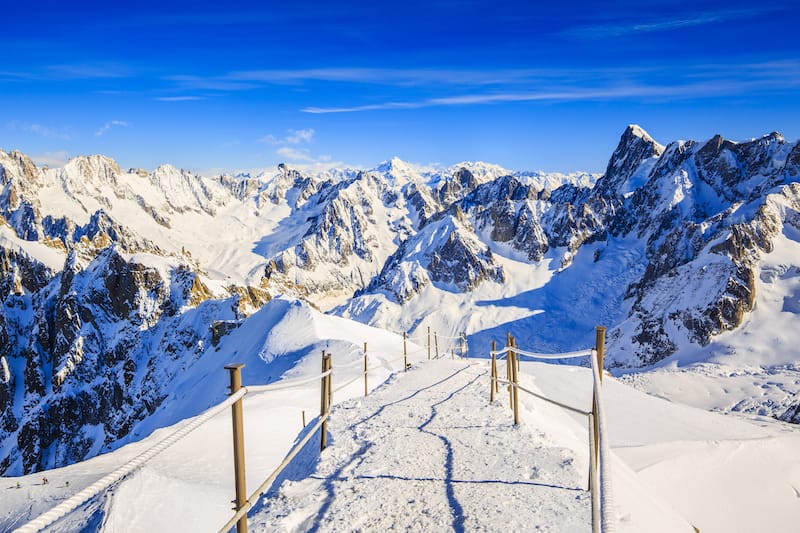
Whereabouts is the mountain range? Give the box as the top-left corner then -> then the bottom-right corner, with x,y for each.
1,125 -> 799,475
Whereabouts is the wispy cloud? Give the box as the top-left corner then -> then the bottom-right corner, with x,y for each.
44,63 -> 133,79
167,67 -> 601,91
30,150 -> 70,167
286,128 -> 314,144
303,60 -> 800,113
262,128 -> 331,165
564,8 -> 772,39
163,74 -> 258,91
276,146 -> 314,161
261,128 -> 315,145
8,121 -> 73,140
153,95 -> 207,102
95,120 -> 129,137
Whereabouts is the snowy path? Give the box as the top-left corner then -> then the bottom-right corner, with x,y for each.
250,360 -> 590,532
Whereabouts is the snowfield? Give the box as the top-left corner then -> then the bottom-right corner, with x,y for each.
3,331 -> 798,531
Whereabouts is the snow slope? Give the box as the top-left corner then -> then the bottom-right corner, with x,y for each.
0,297 -> 421,532
4,349 -> 797,532
249,359 -> 695,533
529,361 -> 800,533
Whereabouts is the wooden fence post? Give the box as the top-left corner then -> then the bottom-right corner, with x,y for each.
427,326 -> 431,360
224,363 -> 248,533
302,410 -> 306,428
320,352 -> 331,451
434,332 -> 439,359
595,326 -> 606,383
403,331 -> 408,371
490,341 -> 497,402
592,326 -> 606,465
363,342 -> 368,397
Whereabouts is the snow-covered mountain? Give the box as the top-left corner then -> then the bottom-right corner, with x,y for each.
2,125 -> 800,477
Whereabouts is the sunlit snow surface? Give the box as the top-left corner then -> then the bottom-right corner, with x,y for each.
2,303 -> 798,532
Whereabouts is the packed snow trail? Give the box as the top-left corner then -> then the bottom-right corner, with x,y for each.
249,360 -> 590,532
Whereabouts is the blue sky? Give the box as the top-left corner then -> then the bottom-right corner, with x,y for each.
1,0 -> 799,174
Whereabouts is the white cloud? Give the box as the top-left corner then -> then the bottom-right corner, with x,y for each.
276,146 -> 313,161
95,120 -> 129,137
301,61 -> 800,114
286,128 -> 314,144
261,128 -> 315,145
154,95 -> 207,102
563,8 -> 773,39
8,121 -> 73,140
45,63 -> 133,79
30,150 -> 70,167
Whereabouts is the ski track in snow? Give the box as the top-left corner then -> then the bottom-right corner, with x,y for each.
251,360 -> 589,532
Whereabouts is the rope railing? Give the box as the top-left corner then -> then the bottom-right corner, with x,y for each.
24,324 -> 623,533
494,376 -> 591,417
490,345 -> 592,359
489,327 -> 614,533
13,387 -> 248,533
332,352 -> 409,394
435,333 -> 466,340
591,344 -> 616,533
219,339 -> 418,532
18,324 -> 451,533
247,369 -> 332,394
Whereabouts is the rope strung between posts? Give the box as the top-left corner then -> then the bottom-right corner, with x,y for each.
494,377 -> 591,417
331,356 -> 367,370
490,345 -> 592,359
13,387 -> 248,533
19,326 -> 424,533
489,329 -> 614,533
332,353 -> 408,394
247,369 -> 332,394
435,333 -> 467,340
591,349 -> 617,533
17,363 -> 339,533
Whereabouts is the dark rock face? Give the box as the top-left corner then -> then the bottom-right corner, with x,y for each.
429,231 -> 504,290
595,125 -> 665,198
603,132 -> 800,364
437,167 -> 480,206
365,209 -> 504,302
0,242 -> 242,475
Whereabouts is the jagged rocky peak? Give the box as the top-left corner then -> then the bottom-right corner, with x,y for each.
263,163 -> 322,208
65,154 -> 122,183
0,149 -> 43,187
216,172 -> 262,201
0,242 -> 55,298
465,174 -> 536,206
596,124 -> 665,196
694,131 -> 791,201
146,163 -> 223,216
365,208 -> 504,302
378,156 -> 410,172
436,166 -> 480,205
377,156 -> 422,185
